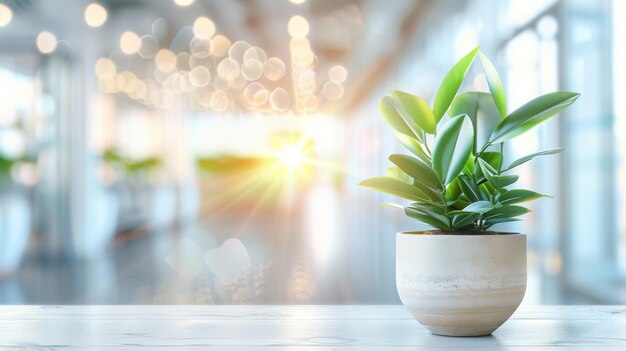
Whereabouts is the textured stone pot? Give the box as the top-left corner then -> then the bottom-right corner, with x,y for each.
396,232 -> 526,336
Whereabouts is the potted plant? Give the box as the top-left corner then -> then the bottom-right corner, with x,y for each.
103,149 -> 175,232
0,155 -> 31,276
360,47 -> 579,336
0,123 -> 33,275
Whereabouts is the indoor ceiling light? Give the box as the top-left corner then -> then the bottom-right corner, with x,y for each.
85,3 -> 108,28
288,15 -> 310,38
120,31 -> 140,55
174,0 -> 195,7
0,4 -> 12,27
36,31 -> 58,54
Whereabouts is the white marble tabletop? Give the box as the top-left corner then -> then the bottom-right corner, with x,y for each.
0,305 -> 625,350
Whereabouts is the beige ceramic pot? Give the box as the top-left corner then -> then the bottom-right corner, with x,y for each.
396,232 -> 526,337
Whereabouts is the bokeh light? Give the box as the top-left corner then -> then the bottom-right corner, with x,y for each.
120,31 -> 140,55
210,35 -> 231,57
151,17 -> 168,40
0,128 -> 25,158
217,57 -> 240,81
229,74 -> 247,89
138,35 -> 159,58
116,71 -> 137,93
241,59 -> 263,81
36,31 -> 58,54
193,17 -> 216,38
90,4 -> 351,114
322,81 -> 344,100
190,35 -> 212,58
328,65 -> 348,83
229,40 -> 252,62
0,4 -> 12,27
189,66 -> 211,87
84,3 -> 108,27
211,90 -> 230,111
95,58 -> 117,80
263,57 -> 286,81
297,70 -> 319,94
269,87 -> 290,111
174,0 -> 195,7
155,49 -> 177,72
253,88 -> 269,106
243,47 -> 267,63
288,15 -> 310,38
170,26 -> 195,53
243,82 -> 266,105
176,52 -> 192,71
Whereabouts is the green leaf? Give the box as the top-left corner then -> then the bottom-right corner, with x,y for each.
445,177 -> 462,201
381,203 -> 404,209
394,133 -> 430,164
413,180 -> 444,202
462,152 -> 475,176
359,177 -> 428,202
475,157 -> 495,183
483,205 -> 530,220
477,158 -> 497,175
432,114 -> 474,185
432,46 -> 480,122
405,204 -> 451,230
477,158 -> 518,189
380,97 -> 420,141
489,175 -> 519,188
479,52 -> 507,117
462,200 -> 494,213
383,165 -> 444,203
409,202 -> 447,218
450,198 -> 470,211
387,166 -> 411,183
504,147 -> 564,172
490,92 -> 580,143
499,189 -> 548,205
389,154 -> 440,190
449,92 -> 502,153
457,174 -> 487,202
451,212 -> 481,228
483,217 -> 522,229
481,182 -> 498,196
391,90 -> 436,134
481,152 -> 503,171
474,152 -> 502,181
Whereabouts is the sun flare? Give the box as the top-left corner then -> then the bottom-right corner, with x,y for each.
270,134 -> 314,174
277,146 -> 305,169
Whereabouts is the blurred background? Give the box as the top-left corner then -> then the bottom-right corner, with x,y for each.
0,0 -> 622,304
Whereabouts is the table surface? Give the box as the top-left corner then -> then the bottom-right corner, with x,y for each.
1,305 -> 625,350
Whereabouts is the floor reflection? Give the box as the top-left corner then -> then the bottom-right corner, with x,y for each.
0,183 -> 595,304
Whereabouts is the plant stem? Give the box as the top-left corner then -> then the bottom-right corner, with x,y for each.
472,141 -> 493,182
475,142 -> 492,160
497,143 -> 504,175
440,185 -> 451,230
423,134 -> 432,156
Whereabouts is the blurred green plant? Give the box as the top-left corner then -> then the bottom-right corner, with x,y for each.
360,47 -> 579,233
0,122 -> 34,184
0,155 -> 27,183
103,149 -> 162,179
196,156 -> 265,174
